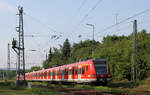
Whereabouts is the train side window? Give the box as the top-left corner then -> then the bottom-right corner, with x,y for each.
86,65 -> 89,71
58,71 -> 59,76
75,68 -> 78,75
62,70 -> 64,75
66,70 -> 67,75
60,71 -> 62,76
49,71 -> 51,76
64,69 -> 66,75
79,68 -> 81,74
82,67 -> 85,74
69,69 -> 71,75
53,71 -> 55,76
72,68 -> 74,75
51,71 -> 53,76
45,71 -> 47,77
47,71 -> 49,77
65,69 -> 68,75
41,72 -> 43,77
67,70 -> 69,75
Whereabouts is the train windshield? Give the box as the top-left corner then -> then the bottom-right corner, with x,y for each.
94,60 -> 107,75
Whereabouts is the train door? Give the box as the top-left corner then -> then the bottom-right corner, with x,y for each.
60,69 -> 62,80
55,70 -> 57,81
78,66 -> 82,81
53,70 -> 55,80
81,66 -> 86,79
74,67 -> 78,81
36,73 -> 37,80
85,65 -> 89,79
62,69 -> 64,81
44,71 -> 47,79
49,71 -> 51,80
47,71 -> 49,80
51,71 -> 53,81
41,72 -> 43,79
71,67 -> 75,82
65,68 -> 69,81
69,67 -> 72,81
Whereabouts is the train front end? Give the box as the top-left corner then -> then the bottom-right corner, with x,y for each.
93,59 -> 111,84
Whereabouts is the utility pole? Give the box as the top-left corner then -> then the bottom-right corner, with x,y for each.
7,43 -> 10,80
86,24 -> 95,57
12,6 -> 26,85
132,20 -> 137,82
17,6 -> 26,82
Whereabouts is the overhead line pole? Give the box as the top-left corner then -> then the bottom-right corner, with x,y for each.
132,20 -> 137,82
7,43 -> 10,81
86,24 -> 95,57
18,6 -> 26,82
12,6 -> 26,86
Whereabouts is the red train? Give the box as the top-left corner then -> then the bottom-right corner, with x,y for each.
18,59 -> 111,84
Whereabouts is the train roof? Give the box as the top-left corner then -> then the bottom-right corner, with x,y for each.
27,58 -> 107,74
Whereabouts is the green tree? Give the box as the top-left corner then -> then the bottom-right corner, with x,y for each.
62,38 -> 71,64
30,66 -> 41,72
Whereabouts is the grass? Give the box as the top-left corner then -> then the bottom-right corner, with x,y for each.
32,87 -> 59,95
0,81 -> 59,95
45,77 -> 150,94
2,77 -> 150,95
0,82 -> 35,95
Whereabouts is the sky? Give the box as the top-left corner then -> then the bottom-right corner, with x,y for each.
0,0 -> 150,69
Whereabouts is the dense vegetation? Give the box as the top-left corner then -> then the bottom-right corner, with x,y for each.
42,29 -> 150,81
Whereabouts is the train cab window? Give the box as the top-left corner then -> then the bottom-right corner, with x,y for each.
82,67 -> 85,74
86,65 -> 89,71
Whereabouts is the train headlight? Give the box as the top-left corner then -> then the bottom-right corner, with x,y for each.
88,75 -> 96,77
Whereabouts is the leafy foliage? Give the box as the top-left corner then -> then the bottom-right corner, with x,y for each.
42,30 -> 150,80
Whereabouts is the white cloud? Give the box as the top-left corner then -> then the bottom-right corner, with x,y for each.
0,1 -> 16,13
0,1 -> 6,8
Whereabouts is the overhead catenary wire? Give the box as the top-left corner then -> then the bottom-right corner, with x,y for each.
77,0 -> 88,13
68,0 -> 88,27
95,8 -> 150,37
68,0 -> 103,38
25,13 -> 57,33
95,17 -> 150,39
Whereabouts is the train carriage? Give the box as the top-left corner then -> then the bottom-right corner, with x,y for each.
18,59 -> 111,84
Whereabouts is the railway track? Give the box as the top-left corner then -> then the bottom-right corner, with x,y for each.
31,84 -> 121,95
